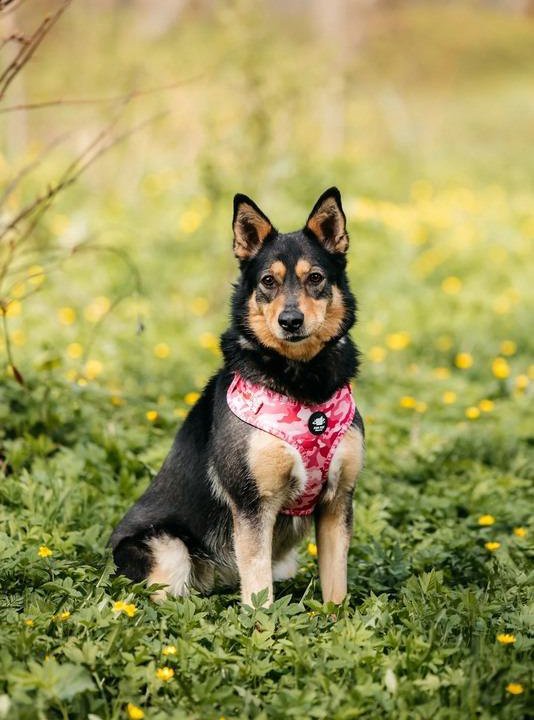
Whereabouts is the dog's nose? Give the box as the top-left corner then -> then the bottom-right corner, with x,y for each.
278,308 -> 304,332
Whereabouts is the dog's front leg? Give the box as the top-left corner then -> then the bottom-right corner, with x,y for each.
316,492 -> 353,604
316,425 -> 364,604
232,508 -> 276,607
232,429 -> 298,606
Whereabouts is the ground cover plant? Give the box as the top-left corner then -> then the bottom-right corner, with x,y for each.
0,2 -> 533,718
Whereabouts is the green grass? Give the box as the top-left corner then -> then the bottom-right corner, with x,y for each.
0,2 -> 533,718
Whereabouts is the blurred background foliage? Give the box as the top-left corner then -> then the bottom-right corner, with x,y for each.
0,0 -> 533,427
0,2 -> 533,718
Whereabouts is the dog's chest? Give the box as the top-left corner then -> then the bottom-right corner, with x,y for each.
227,373 -> 357,515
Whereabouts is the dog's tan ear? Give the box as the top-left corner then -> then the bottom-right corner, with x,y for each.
305,187 -> 348,254
233,194 -> 274,261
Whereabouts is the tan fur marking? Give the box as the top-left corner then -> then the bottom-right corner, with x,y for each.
325,425 -> 364,506
270,260 -> 287,283
295,258 -> 311,279
247,286 -> 346,362
316,510 -> 350,604
248,430 -> 294,500
337,425 -> 364,490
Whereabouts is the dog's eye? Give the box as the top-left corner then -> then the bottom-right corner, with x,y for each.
261,274 -> 276,288
308,272 -> 324,285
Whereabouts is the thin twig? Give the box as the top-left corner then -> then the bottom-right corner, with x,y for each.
0,130 -> 72,206
0,0 -> 71,99
0,74 -> 205,113
0,109 -> 168,292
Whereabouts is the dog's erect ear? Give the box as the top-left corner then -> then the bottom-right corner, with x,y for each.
305,187 -> 348,254
233,194 -> 274,261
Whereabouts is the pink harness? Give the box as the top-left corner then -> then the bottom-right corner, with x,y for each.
226,373 -> 356,516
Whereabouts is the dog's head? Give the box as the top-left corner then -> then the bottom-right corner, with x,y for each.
232,188 -> 356,362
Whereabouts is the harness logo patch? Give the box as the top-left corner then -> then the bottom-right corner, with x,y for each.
308,411 -> 328,435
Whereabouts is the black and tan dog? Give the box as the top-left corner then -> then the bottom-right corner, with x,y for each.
111,188 -> 364,606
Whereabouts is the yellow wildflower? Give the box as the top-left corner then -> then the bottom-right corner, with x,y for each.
415,401 -> 427,413
67,342 -> 83,359
84,296 -> 111,323
478,515 -> 495,526
184,392 -> 200,406
492,357 -> 510,379
493,296 -> 511,315
179,209 -> 202,234
127,703 -> 145,720
190,297 -> 209,316
5,299 -> 21,317
25,619 -> 34,626
484,541 -> 500,552
386,332 -> 411,351
174,408 -> 187,419
400,396 -> 417,409
199,332 -> 219,353
58,307 -> 76,325
455,352 -> 473,369
154,343 -> 170,359
146,410 -> 158,422
58,611 -> 71,621
513,527 -> 527,538
515,375 -> 528,391
442,391 -> 457,404
307,542 -> 318,557
497,633 -> 516,645
123,603 -> 137,618
156,667 -> 175,682
112,601 -> 136,617
162,645 -> 177,656
369,346 -> 386,363
111,395 -> 125,407
27,264 -> 45,286
84,359 -> 103,379
465,407 -> 480,420
505,683 -> 524,695
479,399 -> 495,412
433,367 -> 450,379
441,276 -> 462,295
500,340 -> 516,356
38,546 -> 53,558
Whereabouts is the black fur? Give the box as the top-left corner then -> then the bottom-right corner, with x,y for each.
111,188 -> 363,590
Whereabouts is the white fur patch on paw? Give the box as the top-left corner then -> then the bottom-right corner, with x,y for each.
273,548 -> 298,581
147,534 -> 191,602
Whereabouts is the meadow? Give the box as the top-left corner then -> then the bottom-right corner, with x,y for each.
0,2 -> 533,718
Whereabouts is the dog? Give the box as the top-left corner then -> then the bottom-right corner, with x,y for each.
111,187 -> 364,606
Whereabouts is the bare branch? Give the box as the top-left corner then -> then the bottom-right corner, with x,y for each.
0,0 -> 71,100
0,130 -> 72,206
0,74 -> 205,113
